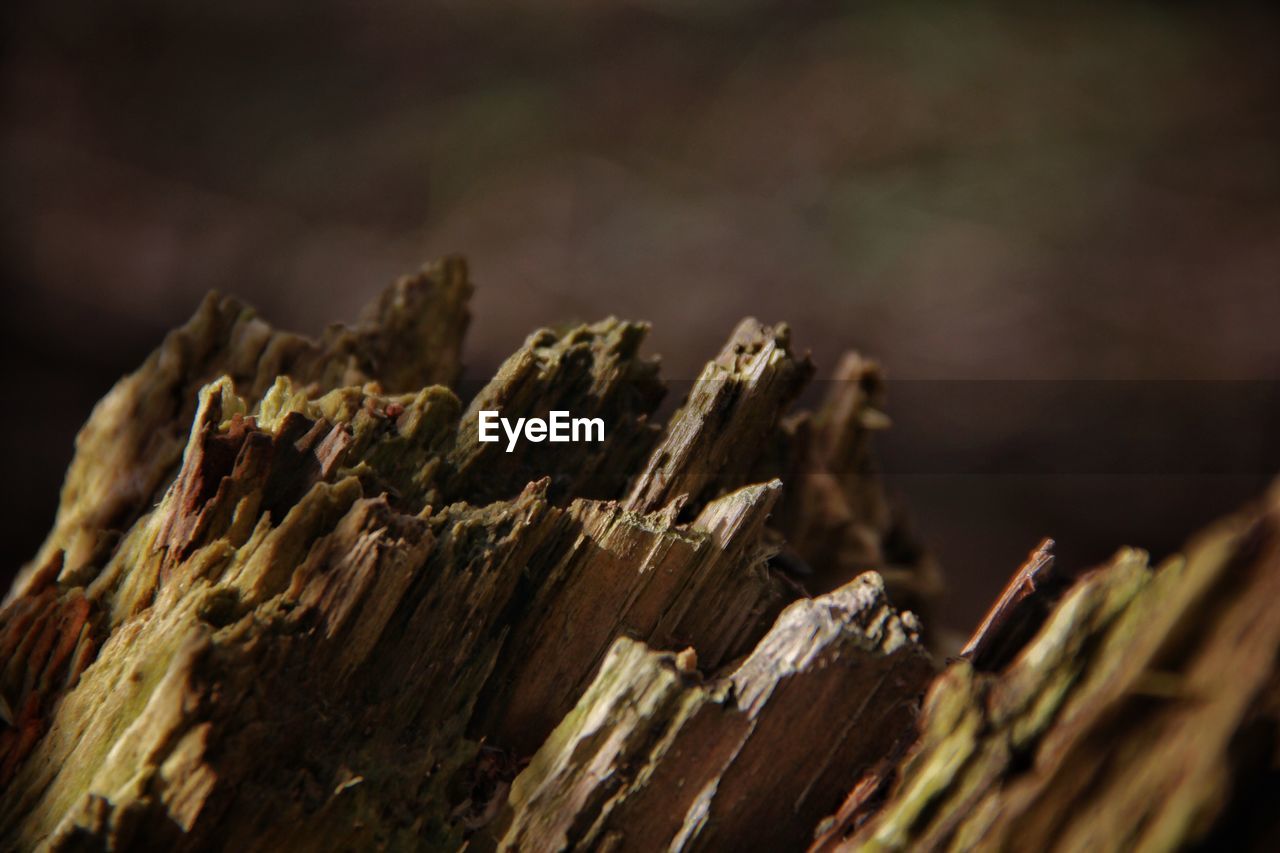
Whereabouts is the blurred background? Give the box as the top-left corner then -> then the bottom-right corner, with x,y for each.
2,0 -> 1277,630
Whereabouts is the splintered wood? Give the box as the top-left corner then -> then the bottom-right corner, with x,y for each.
816,487 -> 1280,852
1,257 -> 1276,851
491,576 -> 931,852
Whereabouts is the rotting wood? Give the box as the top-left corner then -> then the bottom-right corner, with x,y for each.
487,574 -> 933,853
764,352 -> 942,616
9,258 -> 472,602
812,485 -> 1280,852
1,257 -> 1276,852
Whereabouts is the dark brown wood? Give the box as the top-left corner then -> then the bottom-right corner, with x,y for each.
960,537 -> 1059,671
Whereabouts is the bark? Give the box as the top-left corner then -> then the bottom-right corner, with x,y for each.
1,258 -> 1276,851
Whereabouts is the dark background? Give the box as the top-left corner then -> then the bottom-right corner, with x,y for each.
3,1 -> 1277,630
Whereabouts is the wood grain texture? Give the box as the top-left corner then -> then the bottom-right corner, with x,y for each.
1,259 -> 1275,851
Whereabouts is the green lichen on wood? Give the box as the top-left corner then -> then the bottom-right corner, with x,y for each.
12,258 -> 471,601
819,486 -> 1280,852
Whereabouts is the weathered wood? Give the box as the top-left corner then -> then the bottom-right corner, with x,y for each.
814,485 -> 1280,851
10,257 -> 471,601
765,352 -> 941,617
623,318 -> 811,514
489,574 -> 933,852
447,319 -> 665,505
2,257 -> 1276,852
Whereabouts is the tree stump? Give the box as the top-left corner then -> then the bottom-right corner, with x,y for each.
1,259 -> 1275,851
